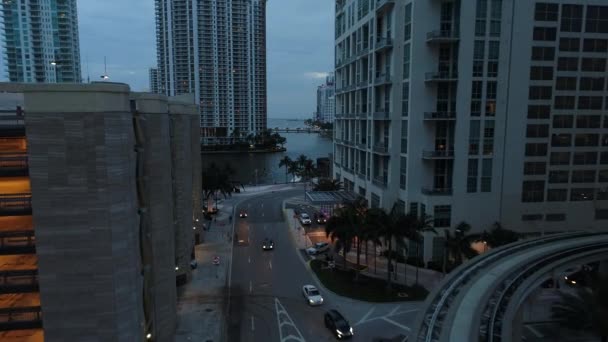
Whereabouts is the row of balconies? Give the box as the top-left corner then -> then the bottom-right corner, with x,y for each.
335,111 -> 456,121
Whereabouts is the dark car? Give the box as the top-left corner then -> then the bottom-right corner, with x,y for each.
239,210 -> 248,218
262,238 -> 274,251
315,213 -> 327,224
324,309 -> 353,339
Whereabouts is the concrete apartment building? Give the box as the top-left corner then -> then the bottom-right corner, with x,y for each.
0,83 -> 201,342
155,0 -> 268,144
1,0 -> 81,83
149,67 -> 160,93
316,73 -> 336,123
333,0 -> 608,262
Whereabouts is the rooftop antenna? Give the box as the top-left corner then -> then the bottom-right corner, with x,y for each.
100,56 -> 109,80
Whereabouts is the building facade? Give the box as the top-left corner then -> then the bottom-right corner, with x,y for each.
155,0 -> 267,144
0,83 -> 201,342
333,0 -> 608,262
316,73 -> 336,123
149,67 -> 160,93
1,0 -> 81,83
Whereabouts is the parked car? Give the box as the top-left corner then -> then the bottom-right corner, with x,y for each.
315,213 -> 327,224
239,210 -> 248,218
299,213 -> 312,225
324,309 -> 353,339
302,285 -> 323,306
262,238 -> 274,251
306,242 -> 329,255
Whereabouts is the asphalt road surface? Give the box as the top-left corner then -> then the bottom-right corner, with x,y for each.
226,188 -> 420,342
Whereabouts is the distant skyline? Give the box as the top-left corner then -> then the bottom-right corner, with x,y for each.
10,0 -> 333,119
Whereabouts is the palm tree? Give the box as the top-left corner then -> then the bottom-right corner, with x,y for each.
297,154 -> 308,169
340,198 -> 367,279
302,159 -> 316,181
287,160 -> 300,183
552,276 -> 608,342
325,211 -> 355,270
485,222 -> 519,248
278,156 -> 292,183
443,221 -> 474,274
361,208 -> 383,274
410,213 -> 435,286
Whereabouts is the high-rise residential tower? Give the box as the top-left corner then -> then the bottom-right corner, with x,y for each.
155,0 -> 267,144
1,0 -> 81,83
149,67 -> 160,93
316,73 -> 336,123
333,0 -> 608,262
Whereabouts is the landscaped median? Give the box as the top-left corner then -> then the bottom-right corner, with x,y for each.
310,259 -> 429,302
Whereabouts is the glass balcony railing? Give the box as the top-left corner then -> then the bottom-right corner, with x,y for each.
421,187 -> 453,196
375,37 -> 393,51
425,72 -> 458,82
426,30 -> 460,43
423,112 -> 456,120
422,150 -> 455,159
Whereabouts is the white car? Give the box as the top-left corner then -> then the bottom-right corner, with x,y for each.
299,213 -> 312,225
314,242 -> 330,253
302,285 -> 323,306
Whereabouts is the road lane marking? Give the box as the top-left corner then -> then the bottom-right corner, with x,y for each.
251,316 -> 255,331
526,325 -> 543,338
382,317 -> 411,332
389,305 -> 401,316
269,261 -> 272,270
249,281 -> 252,293
274,298 -> 306,342
393,308 -> 419,316
262,212 -> 265,217
355,307 -> 375,325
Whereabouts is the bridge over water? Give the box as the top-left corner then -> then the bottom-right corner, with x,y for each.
269,127 -> 333,134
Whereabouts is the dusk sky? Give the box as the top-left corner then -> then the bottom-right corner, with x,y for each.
76,0 -> 334,119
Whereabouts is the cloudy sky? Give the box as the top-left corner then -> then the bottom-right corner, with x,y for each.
77,0 -> 334,119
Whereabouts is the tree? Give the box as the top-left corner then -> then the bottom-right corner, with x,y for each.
201,162 -> 235,211
361,207 -> 383,274
551,276 -> 608,342
410,214 -> 436,286
443,221 -> 475,274
278,156 -> 292,184
287,160 -> 300,183
296,154 -> 308,169
484,222 -> 519,248
341,197 -> 367,280
302,159 -> 316,181
313,179 -> 342,191
325,210 -> 355,270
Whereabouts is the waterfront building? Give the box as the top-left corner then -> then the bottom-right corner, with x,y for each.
316,73 -> 336,123
333,0 -> 608,262
1,0 -> 81,83
0,82 -> 201,342
155,0 -> 268,144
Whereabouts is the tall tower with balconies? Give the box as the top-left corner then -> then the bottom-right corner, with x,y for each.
1,0 -> 81,83
155,0 -> 267,144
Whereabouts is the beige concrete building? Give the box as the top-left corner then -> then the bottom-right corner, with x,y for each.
0,82 -> 201,342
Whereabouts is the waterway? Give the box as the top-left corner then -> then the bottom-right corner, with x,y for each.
201,118 -> 334,185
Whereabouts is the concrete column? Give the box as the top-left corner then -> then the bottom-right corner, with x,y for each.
24,83 -> 144,342
131,93 -> 177,342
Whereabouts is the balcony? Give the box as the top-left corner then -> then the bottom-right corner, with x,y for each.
0,153 -> 28,176
0,194 -> 32,215
374,73 -> 392,86
426,30 -> 460,43
0,230 -> 35,255
344,140 -> 355,147
375,37 -> 393,52
376,0 -> 395,13
0,270 -> 39,294
357,141 -> 367,149
422,150 -> 455,159
373,143 -> 389,155
357,80 -> 369,88
425,72 -> 458,83
423,112 -> 456,121
373,177 -> 388,188
0,306 -> 42,331
357,46 -> 370,58
373,110 -> 390,120
421,187 -> 453,196
357,171 -> 366,180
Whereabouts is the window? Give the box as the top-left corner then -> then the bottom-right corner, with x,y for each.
526,143 -> 548,156
559,38 -> 580,52
528,86 -> 552,100
586,5 -> 608,33
481,159 -> 492,192
403,44 -> 410,79
467,159 -> 478,192
573,152 -> 598,165
581,58 -> 606,72
555,77 -> 577,91
487,61 -> 498,78
550,152 -> 570,165
433,205 -> 451,227
571,188 -> 594,201
603,134 -> 608,146
554,96 -> 575,109
595,209 -> 608,220
547,189 -> 568,202
599,170 -> 608,182
579,77 -> 605,91
530,66 -> 553,81
471,100 -> 482,116
602,152 -> 608,165
404,4 -> 412,41
483,121 -> 495,155
535,3 -> 558,21
400,157 -> 407,190
469,120 -> 480,154
522,214 -> 543,221
546,213 -> 566,222
549,171 -> 569,183
488,41 -> 500,59
583,39 -> 608,53
524,162 -> 546,175
486,81 -> 497,99
551,134 -> 571,147
557,57 -> 578,71
402,82 -> 409,116
533,27 -> 556,41
575,133 -> 599,146
576,115 -> 601,128
473,61 -> 484,77
472,81 -> 483,99
474,40 -> 485,59
527,124 -> 549,138
528,105 -> 551,119
522,180 -> 545,202
401,120 -> 408,152
531,46 -> 555,61
476,19 -> 486,36
561,4 -> 583,32
553,115 -> 573,128
571,170 -> 596,183
410,202 -> 418,217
